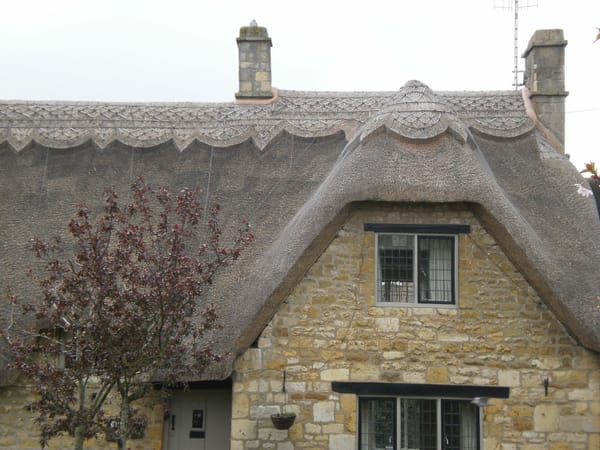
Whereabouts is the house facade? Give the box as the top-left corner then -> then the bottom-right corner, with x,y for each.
0,25 -> 599,450
232,203 -> 600,449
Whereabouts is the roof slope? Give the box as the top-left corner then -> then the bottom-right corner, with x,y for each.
1,81 -> 598,381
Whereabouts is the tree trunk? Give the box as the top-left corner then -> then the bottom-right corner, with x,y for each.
73,379 -> 86,450
117,394 -> 129,450
73,425 -> 85,450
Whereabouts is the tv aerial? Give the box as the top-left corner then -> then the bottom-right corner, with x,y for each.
495,0 -> 539,90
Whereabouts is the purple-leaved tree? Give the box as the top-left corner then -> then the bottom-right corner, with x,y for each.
3,178 -> 253,450
577,162 -> 598,199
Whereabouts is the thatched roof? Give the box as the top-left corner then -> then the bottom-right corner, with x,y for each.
1,80 -> 599,381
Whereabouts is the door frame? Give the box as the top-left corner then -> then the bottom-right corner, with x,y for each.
162,379 -> 232,450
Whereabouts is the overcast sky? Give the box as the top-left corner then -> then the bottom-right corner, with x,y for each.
1,0 -> 598,169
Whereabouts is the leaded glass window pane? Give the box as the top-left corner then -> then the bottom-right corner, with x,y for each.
359,398 -> 395,450
377,234 -> 455,304
359,398 -> 479,450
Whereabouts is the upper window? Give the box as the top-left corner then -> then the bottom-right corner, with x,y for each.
359,397 -> 480,450
365,224 -> 469,306
377,233 -> 456,305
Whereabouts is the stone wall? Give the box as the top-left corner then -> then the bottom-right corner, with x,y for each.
231,203 -> 600,450
0,384 -> 164,450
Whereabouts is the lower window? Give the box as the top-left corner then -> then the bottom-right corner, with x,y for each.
359,397 -> 480,450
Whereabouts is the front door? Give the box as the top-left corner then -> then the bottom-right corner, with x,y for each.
165,389 -> 231,450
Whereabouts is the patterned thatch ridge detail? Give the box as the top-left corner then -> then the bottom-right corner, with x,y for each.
0,81 -> 533,151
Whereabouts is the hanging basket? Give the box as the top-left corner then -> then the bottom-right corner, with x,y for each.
270,412 -> 296,430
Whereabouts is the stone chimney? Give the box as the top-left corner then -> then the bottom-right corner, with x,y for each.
523,29 -> 568,147
236,21 -> 273,100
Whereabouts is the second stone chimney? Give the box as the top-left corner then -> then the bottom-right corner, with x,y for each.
236,21 -> 273,100
523,29 -> 568,148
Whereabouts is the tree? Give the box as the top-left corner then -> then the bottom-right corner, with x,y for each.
576,162 -> 599,200
2,178 -> 253,450
581,161 -> 598,181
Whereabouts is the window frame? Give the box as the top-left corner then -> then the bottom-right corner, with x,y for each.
365,224 -> 469,307
333,382 -> 508,450
375,233 -> 458,306
358,396 -> 482,450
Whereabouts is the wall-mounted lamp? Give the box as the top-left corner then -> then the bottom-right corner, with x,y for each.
543,377 -> 549,396
471,397 -> 491,407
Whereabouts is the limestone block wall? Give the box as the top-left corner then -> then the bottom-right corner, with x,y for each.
0,385 -> 164,450
231,203 -> 600,450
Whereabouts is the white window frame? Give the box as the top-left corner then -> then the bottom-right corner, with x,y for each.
375,233 -> 458,306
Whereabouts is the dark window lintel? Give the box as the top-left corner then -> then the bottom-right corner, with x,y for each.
332,382 -> 509,399
153,378 -> 232,391
364,224 -> 471,234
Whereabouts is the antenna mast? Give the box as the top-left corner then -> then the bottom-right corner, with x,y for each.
495,0 -> 538,89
